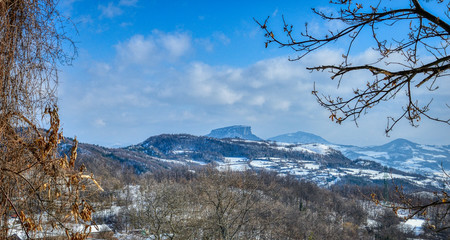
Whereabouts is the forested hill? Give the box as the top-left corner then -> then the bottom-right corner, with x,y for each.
61,133 -> 438,191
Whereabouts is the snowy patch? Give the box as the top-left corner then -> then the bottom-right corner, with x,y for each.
185,159 -> 208,165
355,151 -> 390,159
402,218 -> 425,235
250,160 -> 278,168
223,157 -> 248,163
303,163 -> 320,170
288,169 -> 310,176
216,164 -> 249,172
419,145 -> 445,152
172,150 -> 193,154
157,158 -> 186,165
301,144 -> 331,155
272,143 -> 331,155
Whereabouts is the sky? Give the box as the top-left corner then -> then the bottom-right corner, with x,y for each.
56,0 -> 450,147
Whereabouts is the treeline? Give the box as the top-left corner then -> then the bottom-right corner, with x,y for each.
88,167 -> 436,239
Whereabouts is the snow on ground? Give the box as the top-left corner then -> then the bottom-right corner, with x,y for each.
185,159 -> 208,165
300,144 -> 331,155
8,224 -> 112,239
157,158 -> 187,165
287,169 -> 310,176
216,163 -> 250,172
397,210 -> 426,235
250,160 -> 278,168
289,146 -> 317,154
216,158 -> 249,171
172,150 -> 193,154
303,163 -> 320,170
340,168 -> 417,181
287,144 -> 331,155
272,143 -> 331,155
272,142 -> 291,146
424,154 -> 447,158
402,218 -> 425,235
371,173 -> 415,181
419,145 -> 445,152
223,157 -> 248,164
95,205 -> 122,217
355,151 -> 390,159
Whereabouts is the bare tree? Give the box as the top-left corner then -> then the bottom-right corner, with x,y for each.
255,0 -> 449,134
0,1 -> 100,239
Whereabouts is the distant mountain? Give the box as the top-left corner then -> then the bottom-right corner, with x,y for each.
126,134 -> 345,165
123,134 -> 434,190
58,128 -> 447,192
376,138 -> 418,151
334,138 -> 450,176
206,125 -> 262,141
268,131 -> 329,144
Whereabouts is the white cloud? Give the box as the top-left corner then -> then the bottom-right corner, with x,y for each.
94,118 -> 106,127
196,32 -> 231,52
88,62 -> 112,77
115,31 -> 192,66
249,96 -> 266,106
160,32 -> 192,58
186,63 -> 243,105
271,100 -> 291,111
119,0 -> 138,6
252,57 -> 308,82
99,2 -> 123,18
60,41 -> 450,147
196,38 -> 214,52
272,8 -> 279,17
116,34 -> 156,63
212,32 -> 231,45
59,0 -> 80,16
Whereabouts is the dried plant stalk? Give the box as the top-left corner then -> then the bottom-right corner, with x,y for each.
0,1 -> 98,239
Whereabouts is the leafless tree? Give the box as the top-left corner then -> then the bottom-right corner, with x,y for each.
0,1 -> 100,239
369,168 -> 450,234
256,0 -> 450,234
255,0 -> 449,134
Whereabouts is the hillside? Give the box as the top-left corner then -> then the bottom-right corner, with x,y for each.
63,133 -> 440,191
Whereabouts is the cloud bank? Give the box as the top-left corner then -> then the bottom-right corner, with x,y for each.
59,30 -> 450,147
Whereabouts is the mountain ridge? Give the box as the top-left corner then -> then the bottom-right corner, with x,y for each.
67,133 -> 439,191
64,125 -> 448,191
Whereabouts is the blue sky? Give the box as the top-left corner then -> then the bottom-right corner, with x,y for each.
57,0 -> 450,147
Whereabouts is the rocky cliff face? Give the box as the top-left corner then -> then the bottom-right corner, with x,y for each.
206,125 -> 262,141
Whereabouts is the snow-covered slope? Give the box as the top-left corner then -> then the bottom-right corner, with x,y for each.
122,134 -> 439,190
333,138 -> 450,177
68,127 -> 448,192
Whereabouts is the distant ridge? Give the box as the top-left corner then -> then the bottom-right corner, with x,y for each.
377,138 -> 418,151
206,125 -> 262,141
268,131 -> 329,144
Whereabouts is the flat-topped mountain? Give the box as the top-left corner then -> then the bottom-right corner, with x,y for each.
206,125 -> 262,141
